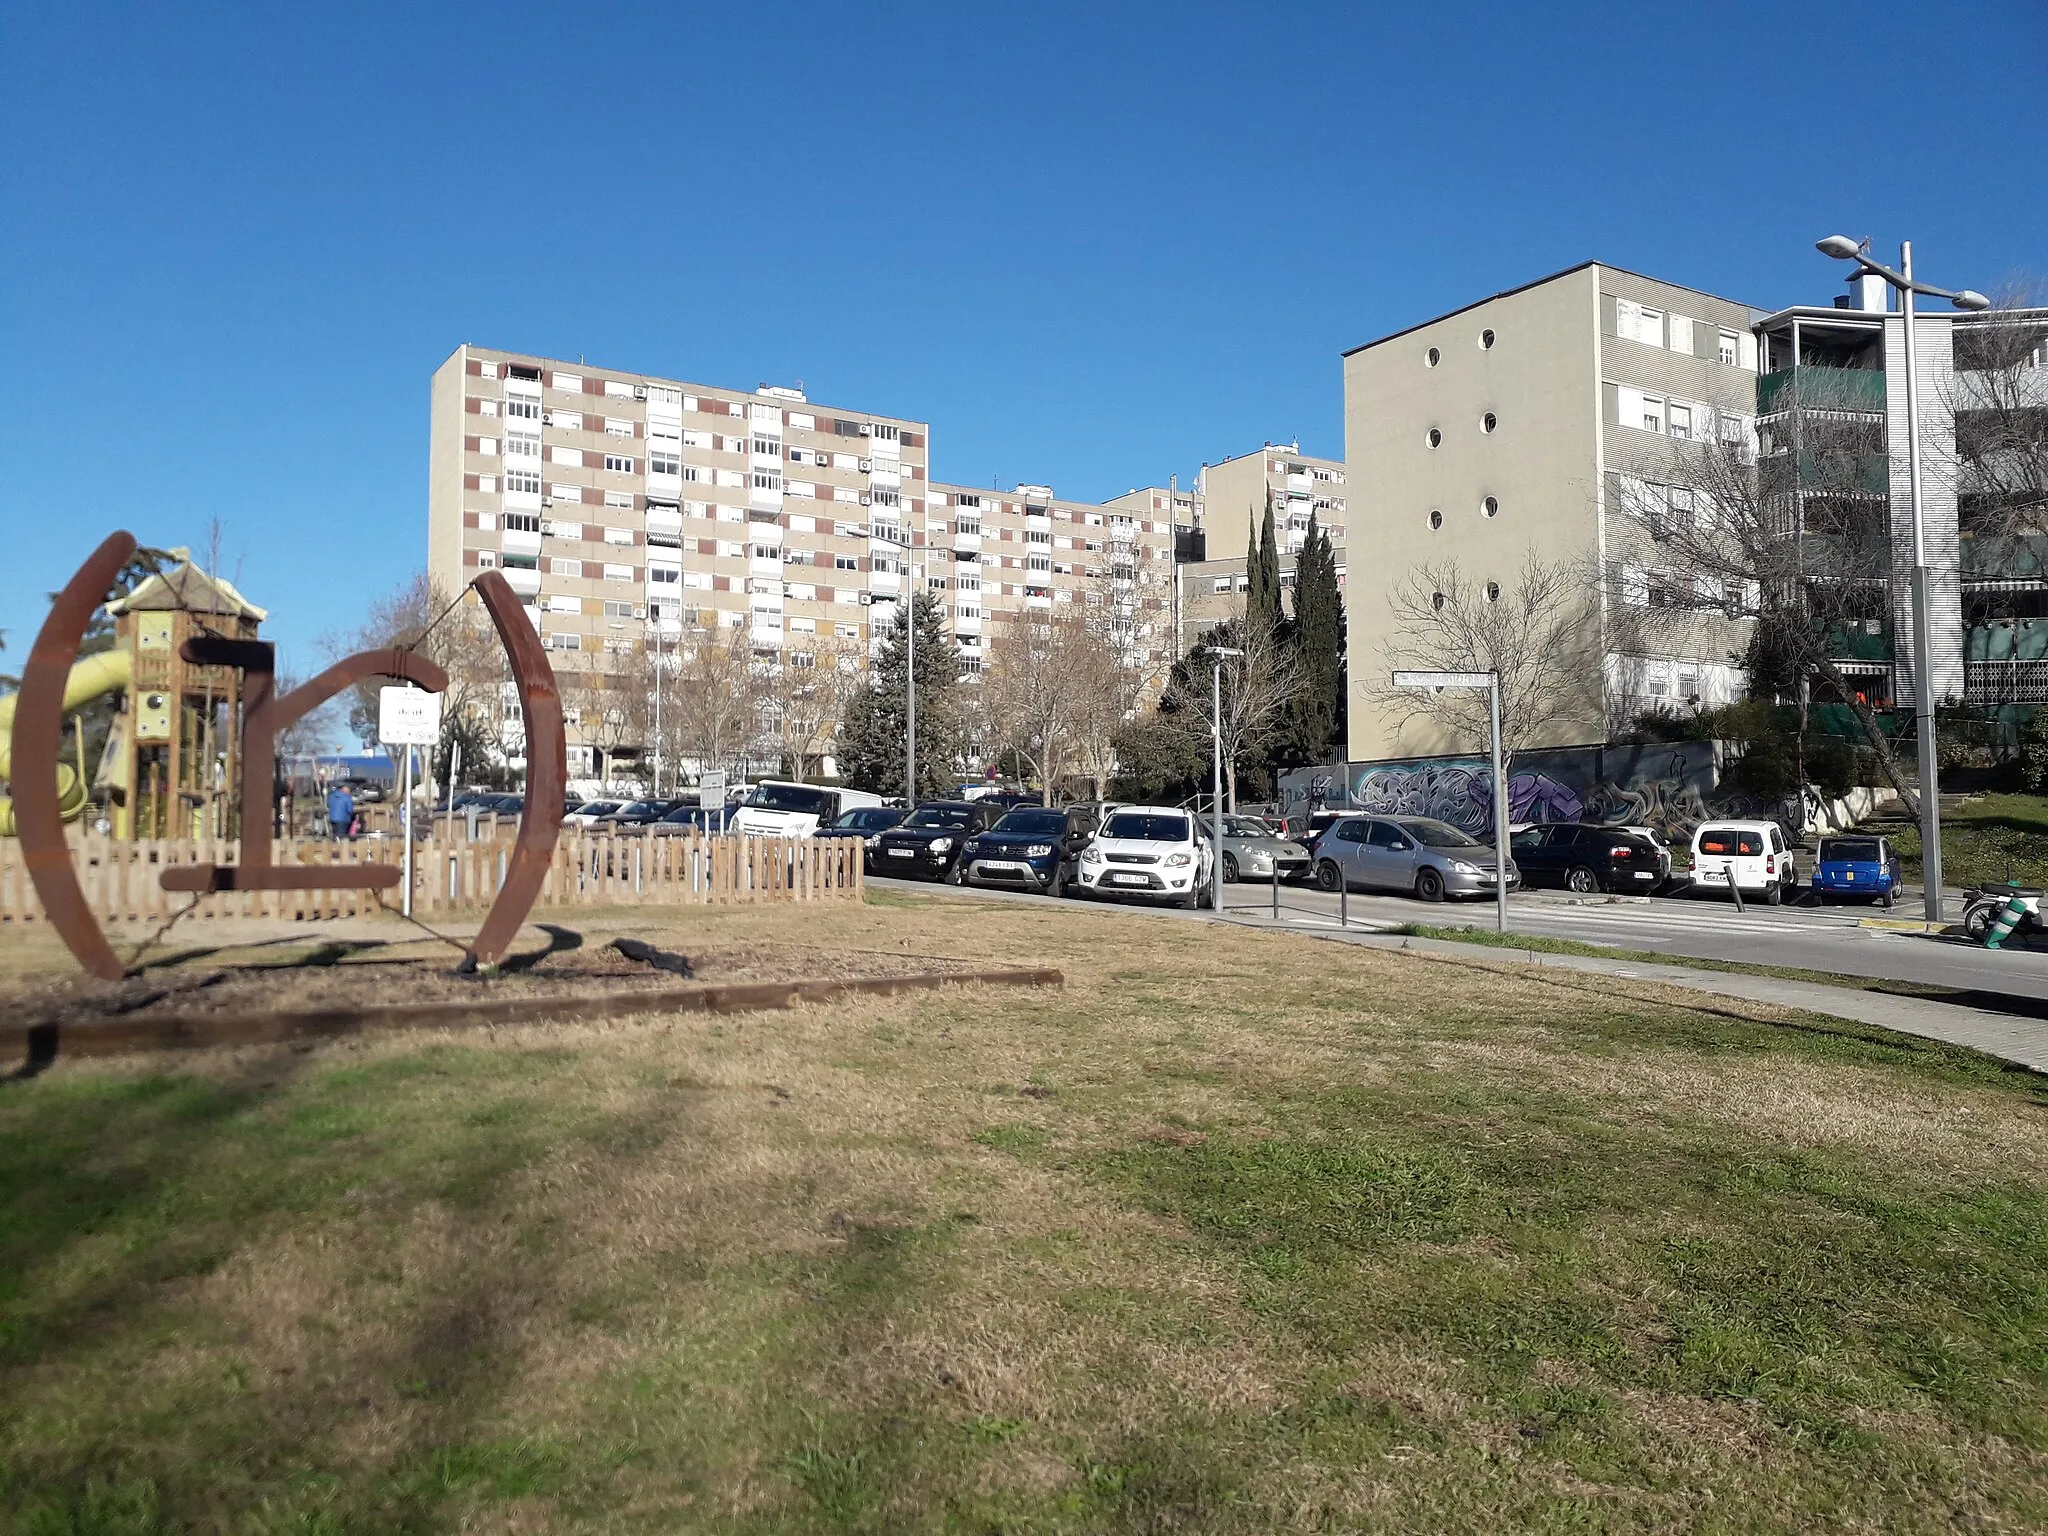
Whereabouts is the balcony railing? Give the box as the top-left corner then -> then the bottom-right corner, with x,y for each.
1757,366 -> 1887,417
1965,659 -> 2048,705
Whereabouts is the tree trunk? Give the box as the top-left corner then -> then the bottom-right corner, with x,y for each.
1224,761 -> 1238,813
1812,655 -> 1921,820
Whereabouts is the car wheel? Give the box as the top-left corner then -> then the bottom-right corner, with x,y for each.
944,861 -> 964,886
1222,853 -> 1239,884
1047,865 -> 1066,899
1175,887 -> 1200,909
1880,887 -> 1896,910
1764,880 -> 1782,906
1416,868 -> 1445,903
1316,859 -> 1343,893
1565,865 -> 1599,894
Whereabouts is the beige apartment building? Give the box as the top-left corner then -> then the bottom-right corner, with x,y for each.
1341,263 -> 1762,761
428,345 -> 1173,775
1195,443 -> 1348,565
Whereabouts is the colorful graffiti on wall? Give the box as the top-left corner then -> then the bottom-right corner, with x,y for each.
1280,742 -> 1734,841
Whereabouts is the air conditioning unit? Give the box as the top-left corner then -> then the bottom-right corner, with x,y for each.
858,592 -> 873,605
857,458 -> 871,472
858,424 -> 872,437
859,494 -> 871,506
633,385 -> 647,400
540,498 -> 553,507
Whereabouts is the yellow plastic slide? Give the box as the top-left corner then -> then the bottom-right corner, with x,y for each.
0,648 -> 132,836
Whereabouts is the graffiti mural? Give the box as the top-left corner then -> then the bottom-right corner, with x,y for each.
1280,741 -> 1731,841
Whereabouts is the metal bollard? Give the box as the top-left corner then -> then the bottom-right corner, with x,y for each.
1271,860 -> 1279,921
1339,878 -> 1348,929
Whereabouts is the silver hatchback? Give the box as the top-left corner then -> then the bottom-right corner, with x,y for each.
1312,815 -> 1519,902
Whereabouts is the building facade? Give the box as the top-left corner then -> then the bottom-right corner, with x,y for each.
1341,263 -> 1762,761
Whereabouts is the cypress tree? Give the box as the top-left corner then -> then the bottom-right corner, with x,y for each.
1285,515 -> 1345,765
837,590 -> 963,799
1245,490 -> 1284,640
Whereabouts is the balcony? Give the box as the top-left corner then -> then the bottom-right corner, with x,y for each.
952,529 -> 982,554
502,566 -> 543,596
1757,367 -> 1887,418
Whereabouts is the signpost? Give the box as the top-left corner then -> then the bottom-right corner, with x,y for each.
698,769 -> 728,806
1391,670 -> 1509,933
379,685 -> 443,917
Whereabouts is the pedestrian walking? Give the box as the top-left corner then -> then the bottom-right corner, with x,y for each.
326,784 -> 355,840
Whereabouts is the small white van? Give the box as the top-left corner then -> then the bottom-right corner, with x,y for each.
729,780 -> 885,838
1689,819 -> 1797,904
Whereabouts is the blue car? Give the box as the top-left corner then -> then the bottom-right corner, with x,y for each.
1810,834 -> 1902,907
960,805 -> 1099,897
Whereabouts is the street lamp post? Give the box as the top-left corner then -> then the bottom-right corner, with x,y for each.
1815,237 -> 1988,923
1205,644 -> 1244,912
904,590 -> 917,804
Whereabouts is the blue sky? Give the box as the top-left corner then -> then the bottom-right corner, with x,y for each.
3,0 -> 2043,679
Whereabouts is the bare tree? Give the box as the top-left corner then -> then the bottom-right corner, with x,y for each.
1605,406 -> 1930,815
1159,617 -> 1300,809
1946,288 -> 2048,551
759,634 -> 861,781
670,620 -> 768,782
981,608 -> 1127,804
560,649 -> 646,786
325,571 -> 507,765
1374,555 -> 1604,765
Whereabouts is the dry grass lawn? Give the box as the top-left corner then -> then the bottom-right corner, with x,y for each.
2,891 -> 2046,1533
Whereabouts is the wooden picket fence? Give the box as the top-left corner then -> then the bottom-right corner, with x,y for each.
0,830 -> 864,925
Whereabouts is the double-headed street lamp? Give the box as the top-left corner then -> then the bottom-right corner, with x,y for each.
1203,644 -> 1243,912
1815,236 -> 1989,923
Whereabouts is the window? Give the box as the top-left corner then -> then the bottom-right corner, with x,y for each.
752,470 -> 780,491
475,549 -> 497,568
604,563 -> 632,583
954,516 -> 981,536
476,474 -> 497,493
603,600 -> 634,619
650,452 -> 681,476
1426,427 -> 1442,448
1480,328 -> 1496,349
1482,496 -> 1499,518
604,453 -> 634,473
1428,509 -> 1443,530
549,409 -> 583,431
1426,346 -> 1440,366
751,437 -> 778,456
550,557 -> 581,576
956,573 -> 980,592
505,468 -> 541,496
870,423 -> 900,442
605,490 -> 632,508
506,431 -> 541,458
502,512 -> 541,533
547,632 -> 581,651
649,566 -> 679,584
1485,581 -> 1500,603
1719,330 -> 1739,366
835,554 -> 858,571
547,594 -> 582,614
504,396 -> 539,421
1667,403 -> 1692,441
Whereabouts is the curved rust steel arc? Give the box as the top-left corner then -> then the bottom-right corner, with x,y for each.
465,571 -> 566,971
241,649 -> 448,873
13,531 -> 139,980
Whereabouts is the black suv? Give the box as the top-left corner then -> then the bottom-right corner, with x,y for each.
1509,822 -> 1665,894
870,801 -> 1003,882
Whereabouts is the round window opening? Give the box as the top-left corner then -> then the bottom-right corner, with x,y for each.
1482,412 -> 1498,433
1428,509 -> 1443,530
1426,427 -> 1442,448
1485,581 -> 1501,604
1431,591 -> 1446,611
1480,328 -> 1496,350
1482,495 -> 1500,518
1426,346 -> 1441,367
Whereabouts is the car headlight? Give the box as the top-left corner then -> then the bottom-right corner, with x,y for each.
1165,851 -> 1192,867
865,835 -> 882,848
1024,843 -> 1053,857
1449,860 -> 1481,875
930,837 -> 954,854
963,841 -> 982,856
1082,846 -> 1104,865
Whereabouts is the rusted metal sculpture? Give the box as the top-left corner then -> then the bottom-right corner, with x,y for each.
11,536 -> 567,980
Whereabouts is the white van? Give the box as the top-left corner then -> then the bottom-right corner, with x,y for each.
729,780 -> 884,838
1689,819 -> 1797,904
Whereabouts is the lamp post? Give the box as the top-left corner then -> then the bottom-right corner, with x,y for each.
1393,669 -> 1509,933
904,587 -> 917,805
1815,236 -> 1988,923
1204,644 -> 1244,912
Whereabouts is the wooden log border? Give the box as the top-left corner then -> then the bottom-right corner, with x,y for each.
3,967 -> 1065,1069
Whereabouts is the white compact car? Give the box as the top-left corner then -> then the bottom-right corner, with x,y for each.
1072,805 -> 1214,908
1689,819 -> 1797,904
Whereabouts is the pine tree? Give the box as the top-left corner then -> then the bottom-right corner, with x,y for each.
1284,515 -> 1345,765
837,589 -> 963,799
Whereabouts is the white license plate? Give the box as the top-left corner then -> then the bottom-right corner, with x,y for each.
888,848 -> 916,858
981,859 -> 1023,871
1110,872 -> 1149,885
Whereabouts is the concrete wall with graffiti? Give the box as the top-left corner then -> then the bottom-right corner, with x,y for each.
1278,741 -> 1740,841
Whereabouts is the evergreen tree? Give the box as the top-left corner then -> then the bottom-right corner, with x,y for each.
1282,515 -> 1345,766
837,589 -> 963,799
1245,490 -> 1284,640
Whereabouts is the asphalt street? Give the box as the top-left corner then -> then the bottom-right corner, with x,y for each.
870,873 -> 2048,1004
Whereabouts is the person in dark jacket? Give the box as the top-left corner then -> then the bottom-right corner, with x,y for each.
326,785 -> 355,839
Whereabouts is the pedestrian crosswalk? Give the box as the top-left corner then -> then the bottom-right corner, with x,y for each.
1525,905 -> 1854,940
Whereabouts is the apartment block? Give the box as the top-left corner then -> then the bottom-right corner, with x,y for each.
1341,263 -> 1762,761
1195,443 -> 1349,565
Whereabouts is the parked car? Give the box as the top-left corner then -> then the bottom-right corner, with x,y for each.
815,805 -> 908,868
1208,814 -> 1313,884
960,805 -> 1099,896
1073,805 -> 1214,908
731,780 -> 886,838
597,799 -> 678,832
1510,822 -> 1665,894
1615,824 -> 1676,886
449,789 -> 501,812
870,800 -> 1004,881
1689,820 -> 1797,904
334,775 -> 387,805
475,792 -> 524,816
562,799 -> 623,828
1810,834 -> 1902,907
649,803 -> 741,836
1313,815 -> 1519,902
1294,809 -> 1347,856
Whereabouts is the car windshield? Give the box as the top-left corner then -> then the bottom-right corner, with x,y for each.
904,805 -> 975,829
1699,827 -> 1764,857
1103,813 -> 1189,842
1223,817 -> 1272,838
744,783 -> 834,815
1821,838 -> 1881,862
1401,819 -> 1481,848
832,808 -> 900,831
992,810 -> 1067,837
580,802 -> 620,816
659,807 -> 699,823
616,801 -> 661,817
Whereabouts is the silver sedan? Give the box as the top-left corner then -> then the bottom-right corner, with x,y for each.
1207,814 -> 1314,883
1312,814 -> 1519,902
